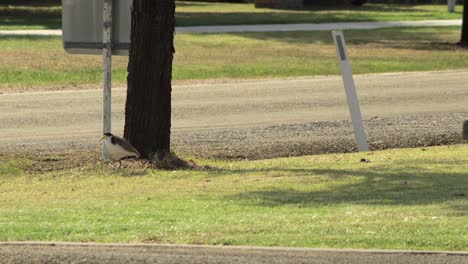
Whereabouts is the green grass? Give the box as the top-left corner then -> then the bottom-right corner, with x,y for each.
0,2 -> 462,30
0,145 -> 467,249
1,26 -> 468,90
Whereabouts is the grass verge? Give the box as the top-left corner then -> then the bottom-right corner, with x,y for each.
0,2 -> 462,30
0,26 -> 467,91
0,145 -> 467,250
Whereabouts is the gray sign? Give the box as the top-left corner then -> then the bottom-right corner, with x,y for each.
62,0 -> 131,55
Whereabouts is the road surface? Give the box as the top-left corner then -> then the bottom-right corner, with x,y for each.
1,242 -> 467,264
0,71 -> 467,159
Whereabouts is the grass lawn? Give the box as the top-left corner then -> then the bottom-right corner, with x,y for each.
1,26 -> 467,90
0,145 -> 467,250
0,2 -> 462,30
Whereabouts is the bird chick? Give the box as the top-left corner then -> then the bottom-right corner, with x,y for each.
99,133 -> 140,161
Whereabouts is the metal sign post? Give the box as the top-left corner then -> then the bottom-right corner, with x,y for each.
62,0 -> 132,160
102,0 -> 112,159
62,0 -> 131,55
332,30 -> 369,152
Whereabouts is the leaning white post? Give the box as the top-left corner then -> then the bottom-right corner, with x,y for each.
332,30 -> 369,152
103,0 -> 112,160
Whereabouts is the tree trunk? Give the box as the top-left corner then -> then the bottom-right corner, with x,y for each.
461,0 -> 468,45
124,0 -> 175,159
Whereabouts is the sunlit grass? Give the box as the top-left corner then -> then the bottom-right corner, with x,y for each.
0,26 -> 467,90
0,145 -> 467,250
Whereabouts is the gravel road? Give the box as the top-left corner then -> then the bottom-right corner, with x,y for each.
1,71 -> 468,263
1,243 -> 467,264
0,71 -> 467,159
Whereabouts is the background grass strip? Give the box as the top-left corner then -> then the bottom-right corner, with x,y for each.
0,2 -> 462,30
0,27 -> 467,90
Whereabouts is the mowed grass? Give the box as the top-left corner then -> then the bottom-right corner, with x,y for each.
0,145 -> 467,250
1,26 -> 468,90
0,2 -> 462,30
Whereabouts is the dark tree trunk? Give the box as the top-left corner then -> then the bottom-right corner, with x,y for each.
124,0 -> 175,159
461,0 -> 468,45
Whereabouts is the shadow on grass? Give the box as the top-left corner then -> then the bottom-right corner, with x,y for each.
223,26 -> 462,51
0,3 -> 61,29
0,0 -> 59,6
301,4 -> 433,13
176,2 -> 221,8
176,1 -> 433,12
0,35 -> 60,41
220,164 -> 468,207
176,11 -> 385,27
0,18 -> 61,29
175,3 -> 460,27
0,2 -> 460,29
0,2 -> 60,29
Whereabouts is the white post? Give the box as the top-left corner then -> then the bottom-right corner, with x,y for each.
332,31 -> 369,152
448,0 -> 456,13
103,0 -> 112,159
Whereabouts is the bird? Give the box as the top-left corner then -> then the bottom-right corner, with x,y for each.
99,133 -> 140,161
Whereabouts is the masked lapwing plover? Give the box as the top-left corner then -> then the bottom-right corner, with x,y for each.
99,133 -> 140,161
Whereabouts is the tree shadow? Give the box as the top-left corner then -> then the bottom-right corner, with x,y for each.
0,35 -> 61,42
302,3 -> 432,13
0,18 -> 61,29
175,3 -> 459,27
175,11 -> 389,27
218,26 -> 463,51
346,27 -> 464,51
176,2 -> 221,8
0,3 -> 61,29
221,163 -> 468,208
0,0 -> 59,6
1,2 -> 460,32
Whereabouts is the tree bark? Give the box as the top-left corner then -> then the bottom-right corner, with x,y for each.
461,0 -> 468,45
124,0 -> 175,159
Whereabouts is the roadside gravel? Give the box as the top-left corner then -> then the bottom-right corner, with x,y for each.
164,112 -> 466,159
1,112 -> 465,160
1,243 -> 467,264
1,71 -> 467,159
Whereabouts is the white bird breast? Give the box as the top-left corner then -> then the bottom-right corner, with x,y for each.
104,137 -> 138,160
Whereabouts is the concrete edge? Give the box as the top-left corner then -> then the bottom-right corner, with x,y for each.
1,241 -> 467,255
